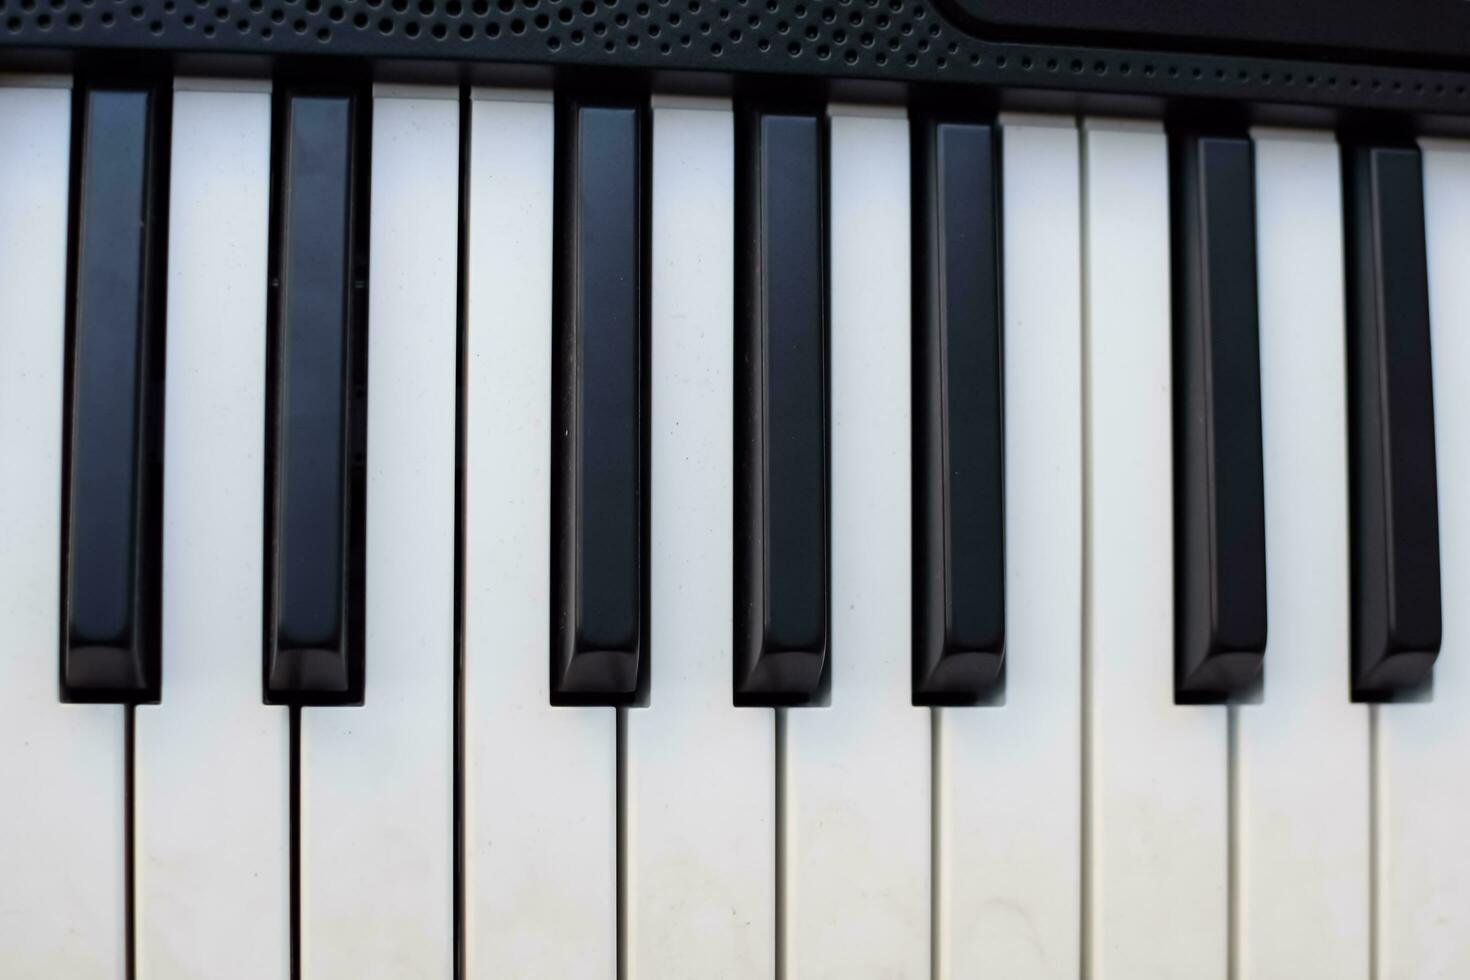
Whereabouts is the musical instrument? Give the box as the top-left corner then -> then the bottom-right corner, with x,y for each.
1,2 -> 1466,976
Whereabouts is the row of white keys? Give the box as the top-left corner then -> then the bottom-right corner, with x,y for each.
623,96 -> 776,976
462,88 -> 616,977
782,104 -> 929,979
937,113 -> 1084,980
1080,123 -> 1470,979
138,80 -> 463,979
465,107 -> 1470,980
940,115 -> 1380,980
1378,138 -> 1470,980
11,82 -> 1470,979
1237,128 -> 1369,979
135,78 -> 289,979
134,78 -> 463,980
300,84 -> 459,978
1204,129 -> 1470,980
0,77 -> 127,979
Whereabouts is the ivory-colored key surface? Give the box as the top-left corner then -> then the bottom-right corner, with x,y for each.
0,79 -> 127,980
782,104 -> 930,979
134,80 -> 290,980
462,89 -> 617,977
623,96 -> 776,978
299,85 -> 458,978
1082,117 -> 1228,980
1235,128 -> 1369,980
0,78 -> 126,980
938,113 -> 1084,980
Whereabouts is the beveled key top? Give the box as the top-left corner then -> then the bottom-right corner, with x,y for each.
1343,142 -> 1442,699
265,89 -> 368,706
912,115 -> 1006,705
62,83 -> 168,704
734,105 -> 829,706
1171,132 -> 1268,701
551,97 -> 648,705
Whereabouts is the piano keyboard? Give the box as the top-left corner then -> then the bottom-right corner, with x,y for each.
2,73 -> 1468,980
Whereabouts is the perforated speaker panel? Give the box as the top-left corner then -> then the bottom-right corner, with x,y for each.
1,0 -> 1468,115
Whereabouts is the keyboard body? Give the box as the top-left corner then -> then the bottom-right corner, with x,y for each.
1,4 -> 1468,978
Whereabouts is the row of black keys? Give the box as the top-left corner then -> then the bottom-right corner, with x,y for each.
58,79 -> 1439,708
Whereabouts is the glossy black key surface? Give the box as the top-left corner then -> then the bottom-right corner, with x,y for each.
551,99 -> 647,705
61,85 -> 167,703
912,117 -> 1005,705
1344,143 -> 1442,699
734,107 -> 829,706
265,92 -> 366,705
1171,133 -> 1268,701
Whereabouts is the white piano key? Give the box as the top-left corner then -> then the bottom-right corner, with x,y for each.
782,103 -> 928,978
1376,137 -> 1470,980
0,78 -> 125,980
1082,117 -> 1227,979
462,88 -> 616,978
937,113 -> 1082,980
300,85 -> 458,978
623,95 -> 775,979
1234,128 -> 1369,980
133,79 -> 288,980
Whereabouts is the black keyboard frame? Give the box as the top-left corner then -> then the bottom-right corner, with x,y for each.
3,0 -> 1470,127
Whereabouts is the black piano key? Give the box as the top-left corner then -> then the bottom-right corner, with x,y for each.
1171,133 -> 1268,701
264,92 -> 366,705
551,99 -> 648,705
1344,143 -> 1442,699
911,117 -> 1006,705
61,85 -> 168,703
734,107 -> 829,706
